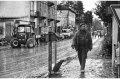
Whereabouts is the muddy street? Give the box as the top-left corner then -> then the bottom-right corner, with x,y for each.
0,37 -> 98,78
0,39 -> 77,77
47,37 -> 116,78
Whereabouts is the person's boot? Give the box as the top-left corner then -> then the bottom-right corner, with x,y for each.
81,59 -> 86,73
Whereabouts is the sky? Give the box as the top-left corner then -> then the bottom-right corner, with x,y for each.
81,0 -> 99,12
81,0 -> 99,18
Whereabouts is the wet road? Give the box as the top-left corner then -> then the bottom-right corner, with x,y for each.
0,39 -> 76,77
0,37 -> 98,78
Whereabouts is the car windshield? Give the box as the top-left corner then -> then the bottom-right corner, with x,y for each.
18,26 -> 31,32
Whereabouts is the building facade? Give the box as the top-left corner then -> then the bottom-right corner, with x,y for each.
30,1 -> 57,42
30,1 -> 57,34
57,5 -> 75,29
0,1 -> 57,42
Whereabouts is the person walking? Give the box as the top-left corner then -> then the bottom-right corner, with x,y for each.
71,23 -> 92,73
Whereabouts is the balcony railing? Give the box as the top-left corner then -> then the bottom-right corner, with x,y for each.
30,10 -> 40,18
47,1 -> 54,7
56,20 -> 60,23
39,16 -> 46,20
49,16 -> 55,21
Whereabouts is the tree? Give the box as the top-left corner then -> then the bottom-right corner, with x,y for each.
92,18 -> 103,31
74,1 -> 84,14
64,1 -> 74,7
74,1 -> 84,25
84,11 -> 93,24
94,1 -> 112,25
94,1 -> 120,25
82,11 -> 93,31
59,1 -> 74,8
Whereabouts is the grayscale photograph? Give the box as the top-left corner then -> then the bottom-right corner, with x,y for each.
0,0 -> 119,78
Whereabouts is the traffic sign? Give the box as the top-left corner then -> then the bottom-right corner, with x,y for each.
110,4 -> 120,27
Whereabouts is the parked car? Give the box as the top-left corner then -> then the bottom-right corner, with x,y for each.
60,29 -> 73,39
56,33 -> 64,40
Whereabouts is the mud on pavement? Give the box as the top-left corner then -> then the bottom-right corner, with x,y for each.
44,38 -> 116,78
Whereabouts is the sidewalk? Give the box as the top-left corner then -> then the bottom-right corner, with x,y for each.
37,37 -> 116,78
50,37 -> 115,78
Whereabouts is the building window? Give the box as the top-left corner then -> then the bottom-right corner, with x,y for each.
30,1 -> 34,11
39,27 -> 41,34
0,27 -> 3,35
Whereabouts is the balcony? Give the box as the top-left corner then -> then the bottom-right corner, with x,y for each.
30,10 -> 40,18
56,20 -> 60,23
47,1 -> 54,7
48,18 -> 54,22
39,16 -> 46,20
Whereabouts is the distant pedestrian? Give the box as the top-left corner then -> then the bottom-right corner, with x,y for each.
100,31 -> 102,37
92,32 -> 94,38
35,34 -> 41,45
98,31 -> 100,38
94,31 -> 97,38
71,23 -> 92,73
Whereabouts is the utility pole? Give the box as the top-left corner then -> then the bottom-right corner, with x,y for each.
67,10 -> 69,28
54,20 -> 57,65
48,27 -> 52,78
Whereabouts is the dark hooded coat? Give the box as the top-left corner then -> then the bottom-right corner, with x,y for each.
72,30 -> 92,51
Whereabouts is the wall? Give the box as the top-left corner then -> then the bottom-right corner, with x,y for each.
5,21 -> 14,42
57,10 -> 68,27
69,10 -> 75,27
57,10 -> 75,28
0,22 -> 5,39
0,1 -> 31,42
38,1 -> 57,34
0,1 -> 30,18
0,21 -> 14,42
